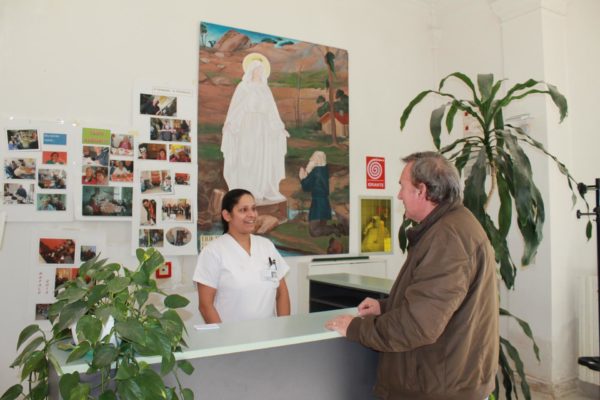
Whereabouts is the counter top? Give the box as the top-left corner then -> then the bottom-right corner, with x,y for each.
54,308 -> 357,374
309,273 -> 394,294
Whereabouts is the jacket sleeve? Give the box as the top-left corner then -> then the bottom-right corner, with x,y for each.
347,227 -> 472,352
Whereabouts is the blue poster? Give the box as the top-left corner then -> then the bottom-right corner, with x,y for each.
43,133 -> 67,146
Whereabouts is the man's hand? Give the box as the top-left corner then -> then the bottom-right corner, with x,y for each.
357,297 -> 381,317
325,315 -> 354,336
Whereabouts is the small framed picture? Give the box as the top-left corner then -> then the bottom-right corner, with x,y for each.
156,261 -> 172,279
359,196 -> 393,255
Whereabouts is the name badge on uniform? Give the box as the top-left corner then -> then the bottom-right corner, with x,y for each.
262,257 -> 278,282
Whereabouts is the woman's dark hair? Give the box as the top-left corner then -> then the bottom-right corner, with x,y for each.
221,189 -> 253,233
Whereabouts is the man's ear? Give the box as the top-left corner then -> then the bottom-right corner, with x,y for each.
417,183 -> 427,197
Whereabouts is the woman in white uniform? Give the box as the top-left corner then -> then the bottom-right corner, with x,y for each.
193,189 -> 291,323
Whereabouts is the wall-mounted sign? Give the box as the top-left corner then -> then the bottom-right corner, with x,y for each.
366,156 -> 385,189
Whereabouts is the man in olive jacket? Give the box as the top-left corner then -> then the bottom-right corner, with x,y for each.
326,152 -> 498,400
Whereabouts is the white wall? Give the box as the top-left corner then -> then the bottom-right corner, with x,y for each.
0,0 -> 436,392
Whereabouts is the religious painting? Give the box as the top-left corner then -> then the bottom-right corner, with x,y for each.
198,22 -> 349,255
359,197 -> 393,255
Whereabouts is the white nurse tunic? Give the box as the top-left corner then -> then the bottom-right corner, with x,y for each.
193,233 -> 290,323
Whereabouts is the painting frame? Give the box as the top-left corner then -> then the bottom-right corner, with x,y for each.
359,196 -> 393,255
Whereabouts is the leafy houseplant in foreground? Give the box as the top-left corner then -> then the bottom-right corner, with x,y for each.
399,72 -> 586,400
1,248 -> 194,400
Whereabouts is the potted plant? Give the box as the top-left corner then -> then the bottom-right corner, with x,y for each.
399,72 -> 587,400
1,247 -> 195,400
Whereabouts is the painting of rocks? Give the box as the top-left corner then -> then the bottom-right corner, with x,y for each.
197,22 -> 349,256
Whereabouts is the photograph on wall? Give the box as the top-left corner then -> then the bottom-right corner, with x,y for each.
81,166 -> 109,185
138,143 -> 167,161
3,183 -> 34,205
140,169 -> 173,194
174,172 -> 190,185
38,168 -> 67,189
80,245 -> 96,262
140,93 -> 177,117
82,145 -> 109,166
35,303 -> 51,321
55,268 -> 79,295
38,238 -> 76,264
165,227 -> 192,247
150,117 -> 191,142
109,160 -> 134,183
36,194 -> 66,211
4,158 -> 36,179
110,133 -> 134,156
168,144 -> 191,163
139,228 -> 164,247
81,186 -> 133,217
161,198 -> 192,222
140,198 -> 157,226
7,129 -> 39,151
42,151 -> 67,165
359,197 -> 392,255
197,22 -> 350,255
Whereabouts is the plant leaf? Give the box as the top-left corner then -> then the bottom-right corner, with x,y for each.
107,277 -> 131,294
182,388 -> 194,400
177,360 -> 194,375
586,220 -> 592,239
57,300 -> 88,331
20,350 -> 46,381
430,104 -> 446,150
160,352 -> 176,376
17,324 -> 42,350
400,90 -> 435,130
0,384 -> 23,400
77,315 -> 103,344
439,72 -> 478,104
164,294 -> 190,309
500,308 -> 540,361
66,341 -> 92,363
504,132 -> 545,265
547,83 -> 568,122
445,102 -> 458,134
115,320 -> 146,346
92,343 -> 119,369
59,371 -> 80,400
477,73 -> 494,102
99,390 -> 118,400
501,337 -> 532,399
498,344 -> 515,400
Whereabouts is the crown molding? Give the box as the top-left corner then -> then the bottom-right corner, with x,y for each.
490,0 -> 567,22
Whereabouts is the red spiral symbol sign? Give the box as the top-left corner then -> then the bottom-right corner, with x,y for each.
367,158 -> 383,180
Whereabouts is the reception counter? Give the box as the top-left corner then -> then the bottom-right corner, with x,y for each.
51,308 -> 379,399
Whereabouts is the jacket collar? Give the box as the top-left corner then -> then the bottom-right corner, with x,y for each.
406,199 -> 461,247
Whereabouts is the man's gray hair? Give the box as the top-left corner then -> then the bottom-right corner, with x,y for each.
402,151 -> 461,204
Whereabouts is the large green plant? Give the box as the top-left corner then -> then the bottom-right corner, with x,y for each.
399,72 -> 587,400
1,248 -> 194,400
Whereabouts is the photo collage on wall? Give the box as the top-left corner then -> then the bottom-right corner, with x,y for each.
30,229 -> 106,323
77,127 -> 134,220
0,122 -> 74,221
131,82 -> 198,256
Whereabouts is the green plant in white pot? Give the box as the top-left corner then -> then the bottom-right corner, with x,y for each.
399,72 -> 587,400
1,247 -> 194,400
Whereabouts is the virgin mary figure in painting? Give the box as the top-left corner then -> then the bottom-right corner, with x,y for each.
220,52 -> 289,202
